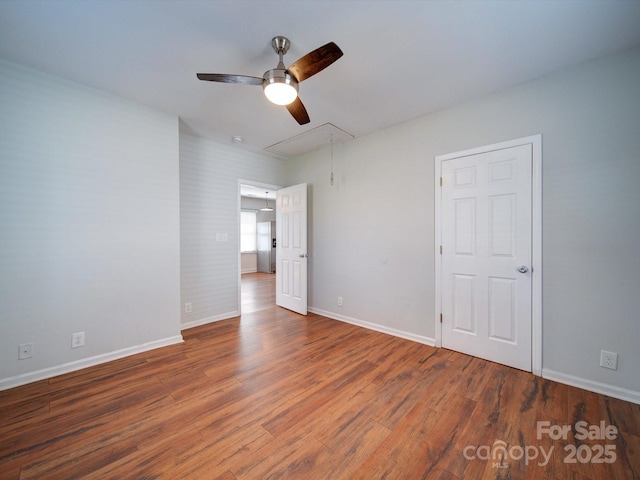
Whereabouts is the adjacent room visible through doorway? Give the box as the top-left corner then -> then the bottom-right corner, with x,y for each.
238,180 -> 280,316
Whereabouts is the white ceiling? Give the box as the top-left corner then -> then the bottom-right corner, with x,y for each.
240,185 -> 277,200
1,1 -> 639,158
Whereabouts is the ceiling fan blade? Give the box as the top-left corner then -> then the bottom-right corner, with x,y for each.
287,42 -> 343,82
196,73 -> 263,86
286,97 -> 310,125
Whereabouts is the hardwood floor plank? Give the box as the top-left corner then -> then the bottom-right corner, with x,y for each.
349,400 -> 441,478
212,471 -> 238,480
368,339 -> 438,385
0,379 -> 51,410
0,389 -> 172,467
0,397 -> 49,430
439,373 -> 517,479
536,378 -> 570,421
229,431 -> 332,480
173,423 -> 273,477
192,382 -> 290,441
0,457 -> 22,480
261,360 -> 377,438
606,396 -> 640,437
368,369 -> 427,429
404,394 -> 477,478
313,419 -> 391,478
418,351 -> 475,411
89,428 -> 199,480
18,435 -> 140,480
429,468 -> 464,480
289,377 -> 384,451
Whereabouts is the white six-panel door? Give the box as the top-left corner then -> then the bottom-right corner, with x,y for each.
441,144 -> 533,371
276,183 -> 308,315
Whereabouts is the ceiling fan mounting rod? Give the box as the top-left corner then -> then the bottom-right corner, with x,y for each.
272,36 -> 291,56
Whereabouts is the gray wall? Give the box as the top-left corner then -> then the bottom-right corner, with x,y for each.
0,60 -> 181,387
287,47 -> 640,397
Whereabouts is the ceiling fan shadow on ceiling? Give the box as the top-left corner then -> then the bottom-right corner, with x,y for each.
197,36 -> 343,125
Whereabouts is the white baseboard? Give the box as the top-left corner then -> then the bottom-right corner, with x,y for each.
0,335 -> 184,392
308,307 -> 436,347
543,368 -> 640,405
241,268 -> 257,274
181,311 -> 239,331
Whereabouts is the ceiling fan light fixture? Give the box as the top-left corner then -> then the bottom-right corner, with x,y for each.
263,69 -> 298,105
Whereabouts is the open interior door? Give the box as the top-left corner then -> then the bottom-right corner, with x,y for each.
276,183 -> 308,315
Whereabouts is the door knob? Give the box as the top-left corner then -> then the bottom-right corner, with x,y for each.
299,253 -> 308,258
517,265 -> 529,274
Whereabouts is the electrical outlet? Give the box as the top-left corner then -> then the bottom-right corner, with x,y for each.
72,332 -> 85,349
600,350 -> 618,370
184,302 -> 192,313
337,296 -> 343,307
19,343 -> 33,360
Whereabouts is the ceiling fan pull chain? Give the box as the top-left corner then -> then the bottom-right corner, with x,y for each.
330,134 -> 334,186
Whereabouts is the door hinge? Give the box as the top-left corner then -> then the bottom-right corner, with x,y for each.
439,245 -> 443,255
440,313 -> 443,323
440,176 -> 443,187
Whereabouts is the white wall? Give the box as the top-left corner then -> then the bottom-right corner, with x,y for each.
0,60 -> 182,388
241,253 -> 257,274
180,135 -> 286,329
286,47 -> 640,400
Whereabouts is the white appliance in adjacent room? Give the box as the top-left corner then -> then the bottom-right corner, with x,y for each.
257,221 -> 276,273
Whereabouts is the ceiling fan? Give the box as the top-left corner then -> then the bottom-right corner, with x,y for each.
197,36 -> 343,125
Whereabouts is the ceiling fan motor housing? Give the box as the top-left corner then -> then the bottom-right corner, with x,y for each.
263,69 -> 298,89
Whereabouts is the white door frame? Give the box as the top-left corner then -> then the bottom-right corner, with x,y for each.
434,135 -> 542,376
237,179 -> 282,316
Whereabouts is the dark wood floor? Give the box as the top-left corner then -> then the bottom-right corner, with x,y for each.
1,273 -> 638,479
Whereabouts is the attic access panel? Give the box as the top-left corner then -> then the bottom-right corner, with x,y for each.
265,123 -> 353,158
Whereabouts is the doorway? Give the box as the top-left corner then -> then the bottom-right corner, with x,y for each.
434,135 -> 542,374
238,180 -> 281,316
